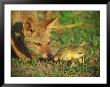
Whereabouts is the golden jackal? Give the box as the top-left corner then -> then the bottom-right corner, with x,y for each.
11,11 -> 59,59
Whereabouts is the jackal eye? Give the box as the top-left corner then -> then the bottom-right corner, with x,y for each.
34,42 -> 42,46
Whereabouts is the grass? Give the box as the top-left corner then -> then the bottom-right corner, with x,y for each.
11,11 -> 100,77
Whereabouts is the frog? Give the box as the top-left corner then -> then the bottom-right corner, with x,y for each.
53,41 -> 88,65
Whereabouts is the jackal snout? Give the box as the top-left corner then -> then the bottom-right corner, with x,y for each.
37,42 -> 50,59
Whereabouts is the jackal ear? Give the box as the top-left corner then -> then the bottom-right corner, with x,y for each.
45,16 -> 60,29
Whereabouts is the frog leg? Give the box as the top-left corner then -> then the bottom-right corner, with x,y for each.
82,57 -> 84,64
67,61 -> 72,66
78,58 -> 83,64
70,60 -> 77,67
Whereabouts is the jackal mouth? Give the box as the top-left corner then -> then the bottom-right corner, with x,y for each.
39,53 -> 52,61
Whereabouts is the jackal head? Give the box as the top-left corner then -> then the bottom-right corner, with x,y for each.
22,16 -> 59,59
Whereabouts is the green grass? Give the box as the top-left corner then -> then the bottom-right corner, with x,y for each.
11,55 -> 100,77
11,11 -> 100,77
